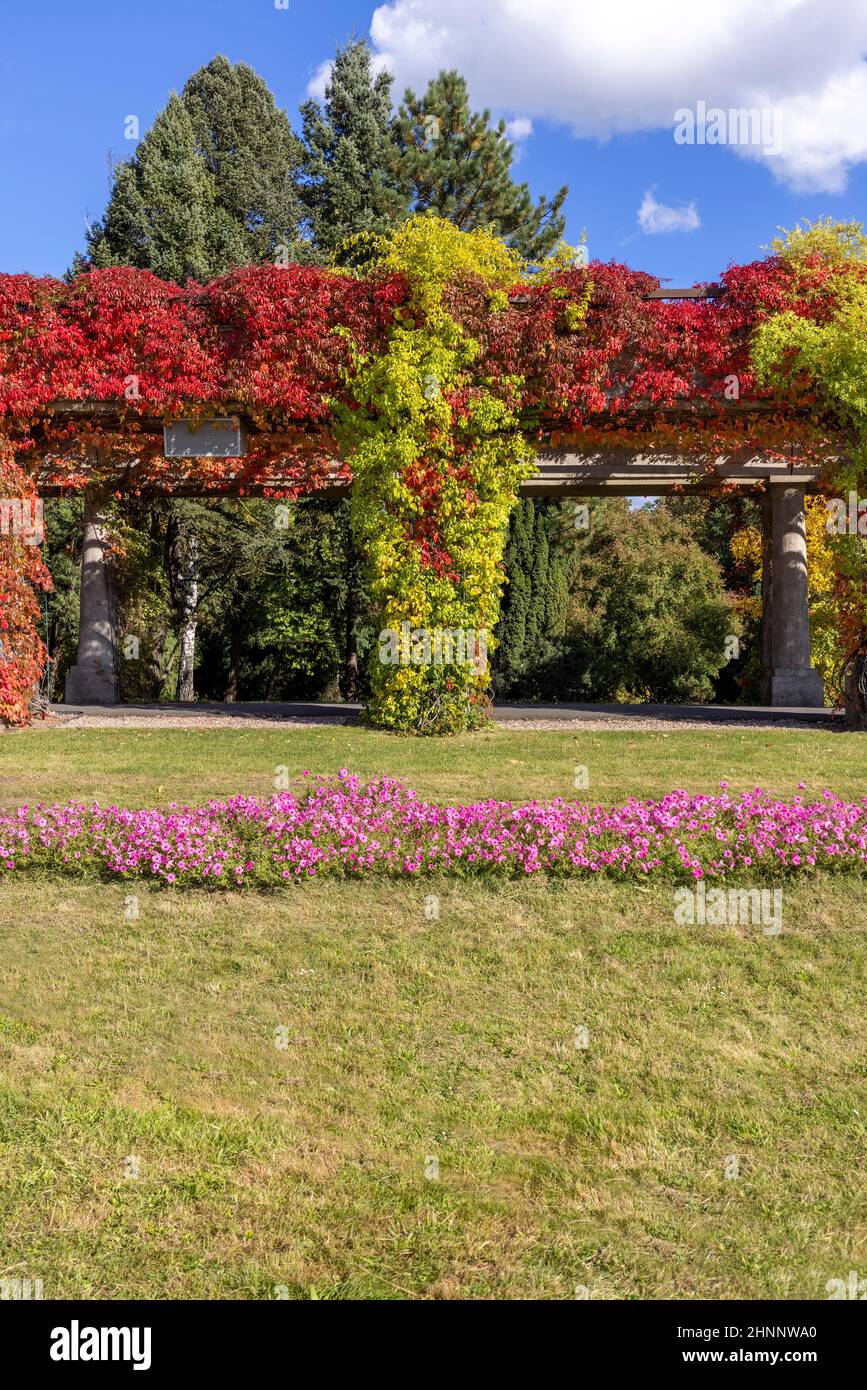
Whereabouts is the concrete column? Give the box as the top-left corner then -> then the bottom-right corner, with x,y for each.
760,490 -> 774,680
64,491 -> 118,705
761,483 -> 824,707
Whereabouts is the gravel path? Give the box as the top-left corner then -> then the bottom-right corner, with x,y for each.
14,710 -> 840,734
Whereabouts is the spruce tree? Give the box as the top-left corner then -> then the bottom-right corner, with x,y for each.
523,523 -> 549,656
181,56 -> 303,268
84,58 -> 303,281
298,40 -> 408,260
496,501 -> 576,696
88,94 -> 213,283
392,71 -> 567,261
497,500 -> 536,688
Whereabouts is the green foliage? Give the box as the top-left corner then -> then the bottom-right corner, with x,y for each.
181,56 -> 304,268
42,498 -> 84,699
335,215 -> 535,733
298,40 -> 408,261
87,94 -> 214,283
107,501 -> 176,700
655,494 -> 764,701
494,500 -> 575,697
106,498 -> 361,703
197,498 -> 362,702
392,70 -> 567,261
561,505 -> 738,703
768,216 -> 867,267
85,58 -> 303,281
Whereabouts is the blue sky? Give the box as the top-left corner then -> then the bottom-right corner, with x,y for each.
2,0 -> 865,283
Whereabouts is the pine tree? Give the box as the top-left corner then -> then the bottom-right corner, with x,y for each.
88,95 -> 213,283
392,71 -> 567,261
298,40 -> 408,260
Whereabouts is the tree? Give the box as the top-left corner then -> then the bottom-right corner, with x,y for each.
392,71 -> 567,261
181,56 -> 304,268
84,58 -> 303,281
495,500 -> 574,696
656,493 -> 763,701
561,504 -> 738,703
81,59 -> 310,699
298,40 -> 408,259
190,498 -> 365,703
86,95 -> 214,283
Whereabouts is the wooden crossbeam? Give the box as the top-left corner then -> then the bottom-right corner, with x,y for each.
31,447 -> 827,499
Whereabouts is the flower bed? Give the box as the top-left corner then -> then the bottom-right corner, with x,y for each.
1,775 -> 864,889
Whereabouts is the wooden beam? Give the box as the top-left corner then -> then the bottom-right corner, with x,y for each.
526,448 -> 823,496
32,447 -> 828,499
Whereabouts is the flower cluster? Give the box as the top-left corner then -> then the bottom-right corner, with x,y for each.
1,775 -> 864,888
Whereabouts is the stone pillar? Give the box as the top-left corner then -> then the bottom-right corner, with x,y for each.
761,483 -> 824,707
760,490 -> 774,680
64,491 -> 118,705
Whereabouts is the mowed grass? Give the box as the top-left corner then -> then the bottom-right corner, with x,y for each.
0,725 -> 865,1299
1,876 -> 864,1300
1,723 -> 865,807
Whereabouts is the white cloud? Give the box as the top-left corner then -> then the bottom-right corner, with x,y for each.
305,50 -> 393,103
306,60 -> 333,102
365,0 -> 867,192
638,190 -> 700,234
505,116 -> 533,142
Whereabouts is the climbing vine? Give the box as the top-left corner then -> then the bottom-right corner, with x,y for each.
334,218 -> 550,732
750,219 -> 867,681
1,215 -> 865,728
0,444 -> 51,725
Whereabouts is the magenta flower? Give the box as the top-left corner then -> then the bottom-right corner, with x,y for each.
0,776 -> 864,890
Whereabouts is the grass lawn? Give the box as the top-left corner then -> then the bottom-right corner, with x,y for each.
0,725 -> 865,1299
2,723 -> 865,806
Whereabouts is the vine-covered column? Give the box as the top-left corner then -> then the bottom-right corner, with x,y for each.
0,441 -> 51,724
335,218 -> 537,734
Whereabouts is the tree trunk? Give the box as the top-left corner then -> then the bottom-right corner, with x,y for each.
343,530 -> 360,701
176,532 -> 199,702
844,649 -> 867,729
225,614 -> 240,703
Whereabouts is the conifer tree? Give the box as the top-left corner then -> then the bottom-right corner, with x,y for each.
496,501 -> 575,694
84,58 -> 303,281
298,40 -> 408,260
181,56 -> 303,268
87,94 -> 213,283
392,71 -> 567,261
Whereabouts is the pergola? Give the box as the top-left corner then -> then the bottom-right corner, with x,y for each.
29,395 -> 826,711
